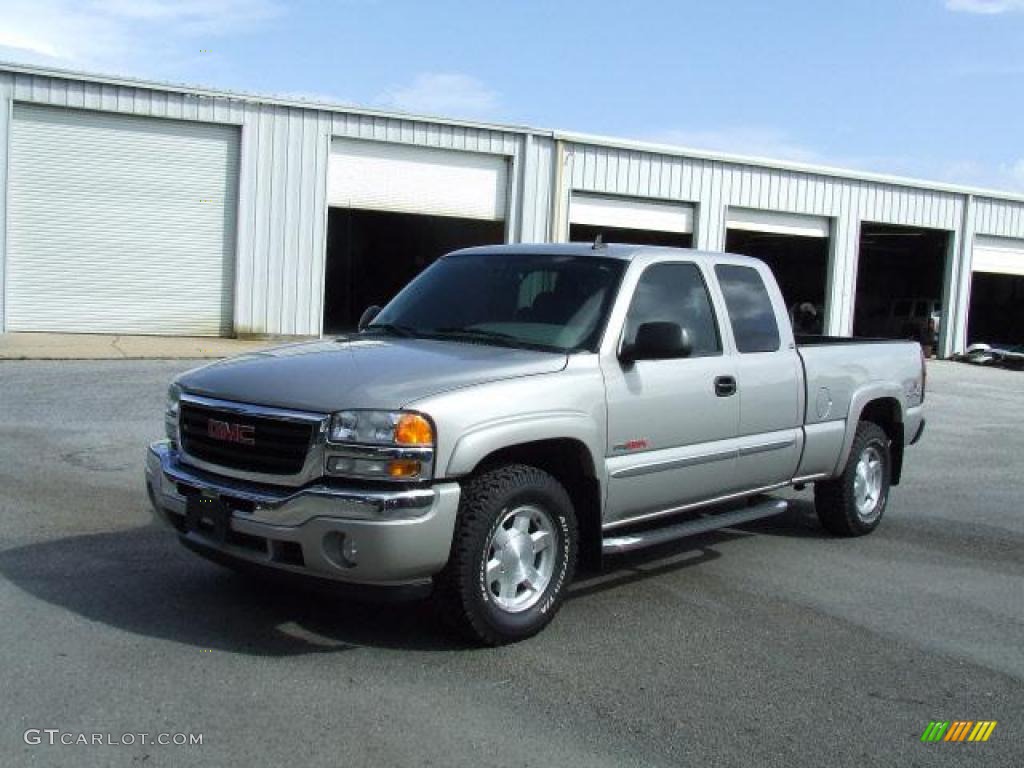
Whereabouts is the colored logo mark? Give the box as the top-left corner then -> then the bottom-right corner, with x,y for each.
920,721 -> 997,743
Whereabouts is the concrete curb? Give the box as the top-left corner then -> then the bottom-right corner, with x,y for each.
0,333 -> 284,360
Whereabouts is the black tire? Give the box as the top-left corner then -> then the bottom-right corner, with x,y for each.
433,463 -> 578,646
814,421 -> 891,537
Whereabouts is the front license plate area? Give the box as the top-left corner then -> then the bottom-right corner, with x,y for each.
185,492 -> 230,545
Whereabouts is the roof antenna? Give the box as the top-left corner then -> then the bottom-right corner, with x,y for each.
592,233 -> 605,250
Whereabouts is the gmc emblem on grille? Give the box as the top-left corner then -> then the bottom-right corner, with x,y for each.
207,419 -> 256,446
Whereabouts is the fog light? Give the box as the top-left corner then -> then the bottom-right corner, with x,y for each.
387,459 -> 421,478
323,531 -> 358,569
342,536 -> 358,565
327,456 -> 355,474
326,455 -> 422,479
353,459 -> 390,476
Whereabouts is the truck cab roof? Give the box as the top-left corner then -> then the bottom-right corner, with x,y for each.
448,242 -> 764,266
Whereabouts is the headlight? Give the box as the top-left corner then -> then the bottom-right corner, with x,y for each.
328,410 -> 433,446
326,410 -> 435,481
165,383 -> 182,442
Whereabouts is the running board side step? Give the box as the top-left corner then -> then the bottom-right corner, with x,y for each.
601,499 -> 788,555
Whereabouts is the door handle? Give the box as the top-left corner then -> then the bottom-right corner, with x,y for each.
714,376 -> 737,397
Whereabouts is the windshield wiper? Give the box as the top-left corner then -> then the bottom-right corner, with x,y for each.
432,326 -> 563,353
363,322 -> 418,338
433,326 -> 520,342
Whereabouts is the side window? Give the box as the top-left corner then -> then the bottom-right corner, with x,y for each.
625,263 -> 721,357
715,264 -> 781,353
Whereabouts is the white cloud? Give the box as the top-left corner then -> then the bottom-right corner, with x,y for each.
378,73 -> 500,119
0,29 -> 61,58
643,127 -> 826,165
642,125 -> 929,180
90,0 -> 280,34
649,126 -> 1024,193
0,0 -> 281,70
945,0 -> 1024,13
934,158 -> 1024,191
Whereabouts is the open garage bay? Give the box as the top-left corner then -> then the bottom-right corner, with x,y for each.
854,224 -> 949,343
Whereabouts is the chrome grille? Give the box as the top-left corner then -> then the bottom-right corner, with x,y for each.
179,400 -> 315,476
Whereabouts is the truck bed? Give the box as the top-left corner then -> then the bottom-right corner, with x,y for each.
792,335 -> 923,481
795,334 -> 911,346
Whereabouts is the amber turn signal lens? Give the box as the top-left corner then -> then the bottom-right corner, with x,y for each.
387,459 -> 422,478
394,413 -> 433,445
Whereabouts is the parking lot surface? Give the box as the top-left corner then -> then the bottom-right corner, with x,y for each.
0,359 -> 1021,767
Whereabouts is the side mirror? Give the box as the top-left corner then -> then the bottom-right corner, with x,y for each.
620,322 -> 692,364
357,305 -> 382,332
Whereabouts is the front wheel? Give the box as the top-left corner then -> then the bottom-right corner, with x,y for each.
433,464 -> 578,645
814,421 -> 891,537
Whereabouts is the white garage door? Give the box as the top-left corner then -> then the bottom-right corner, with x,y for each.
973,235 -> 1024,276
328,139 -> 508,221
726,208 -> 830,238
570,194 -> 694,234
6,104 -> 239,335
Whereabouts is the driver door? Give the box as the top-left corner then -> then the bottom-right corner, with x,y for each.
602,261 -> 741,526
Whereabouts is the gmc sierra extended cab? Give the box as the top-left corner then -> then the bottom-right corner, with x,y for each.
146,244 -> 926,645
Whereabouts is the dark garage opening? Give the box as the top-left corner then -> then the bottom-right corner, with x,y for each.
854,223 -> 949,344
725,230 -> 830,334
569,223 -> 693,249
323,208 -> 505,333
968,272 -> 1024,346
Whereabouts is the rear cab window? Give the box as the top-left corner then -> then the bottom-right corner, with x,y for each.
714,264 -> 781,353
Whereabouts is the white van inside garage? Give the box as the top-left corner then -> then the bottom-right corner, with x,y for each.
322,139 -> 508,332
5,104 -> 239,336
968,235 -> 1024,346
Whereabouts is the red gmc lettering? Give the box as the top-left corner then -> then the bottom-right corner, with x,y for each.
207,419 -> 256,446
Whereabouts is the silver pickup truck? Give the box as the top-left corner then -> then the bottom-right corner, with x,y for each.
146,244 -> 926,644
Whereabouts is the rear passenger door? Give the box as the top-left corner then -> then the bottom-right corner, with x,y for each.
602,261 -> 741,525
714,263 -> 803,490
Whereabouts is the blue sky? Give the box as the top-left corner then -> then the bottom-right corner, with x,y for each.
2,0 -> 1024,190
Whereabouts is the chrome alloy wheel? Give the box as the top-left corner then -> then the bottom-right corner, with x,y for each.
484,504 -> 557,613
853,444 -> 884,520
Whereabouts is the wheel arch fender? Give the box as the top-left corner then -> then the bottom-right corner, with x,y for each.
834,385 -> 906,480
445,411 -> 604,481
445,413 -> 606,570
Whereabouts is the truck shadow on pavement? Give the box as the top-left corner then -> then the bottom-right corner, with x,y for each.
0,501 -> 824,654
0,525 -> 460,654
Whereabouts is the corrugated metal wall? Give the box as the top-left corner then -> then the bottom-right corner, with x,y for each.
564,143 -> 965,347
0,69 -> 549,337
975,197 -> 1024,238
4,65 -> 1024,353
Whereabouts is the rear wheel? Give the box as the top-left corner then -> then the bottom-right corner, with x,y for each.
814,421 -> 891,537
433,463 -> 577,645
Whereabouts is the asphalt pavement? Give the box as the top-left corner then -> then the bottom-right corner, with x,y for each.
0,359 -> 1021,767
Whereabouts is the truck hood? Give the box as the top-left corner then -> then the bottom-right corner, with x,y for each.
176,337 -> 569,413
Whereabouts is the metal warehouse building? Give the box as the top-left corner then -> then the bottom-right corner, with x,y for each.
2,62 -> 1023,357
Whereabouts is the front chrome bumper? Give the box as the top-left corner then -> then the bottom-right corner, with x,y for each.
145,441 -> 460,586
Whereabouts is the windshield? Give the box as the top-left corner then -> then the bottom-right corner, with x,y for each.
367,253 -> 626,352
